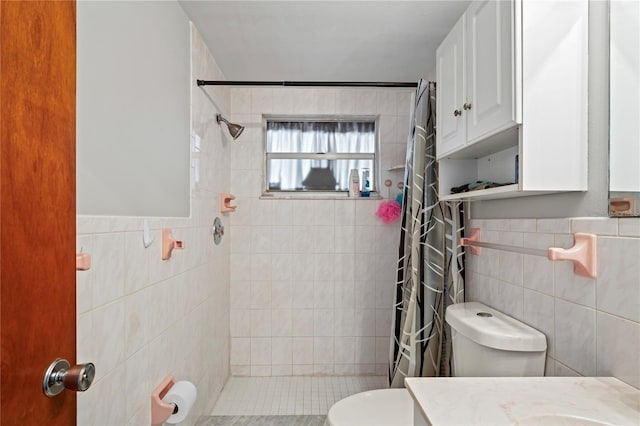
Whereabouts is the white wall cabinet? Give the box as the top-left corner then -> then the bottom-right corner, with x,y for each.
466,0 -> 518,143
436,0 -> 518,160
609,0 -> 640,193
436,15 -> 466,156
436,0 -> 588,201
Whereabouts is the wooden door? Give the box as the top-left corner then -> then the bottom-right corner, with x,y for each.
465,0 -> 515,143
436,14 -> 466,159
0,1 -> 77,424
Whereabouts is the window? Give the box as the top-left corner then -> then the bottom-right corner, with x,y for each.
264,116 -> 378,195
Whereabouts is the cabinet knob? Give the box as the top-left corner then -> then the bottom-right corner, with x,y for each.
463,103 -> 472,110
453,109 -> 462,117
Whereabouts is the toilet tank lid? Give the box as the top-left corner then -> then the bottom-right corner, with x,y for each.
445,302 -> 547,352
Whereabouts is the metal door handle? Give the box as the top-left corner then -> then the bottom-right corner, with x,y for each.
463,103 -> 472,110
43,358 -> 95,397
453,109 -> 462,117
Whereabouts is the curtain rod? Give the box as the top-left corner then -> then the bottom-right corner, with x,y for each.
197,80 -> 418,88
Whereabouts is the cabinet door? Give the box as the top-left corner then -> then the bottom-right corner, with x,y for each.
436,15 -> 465,159
466,0 -> 516,143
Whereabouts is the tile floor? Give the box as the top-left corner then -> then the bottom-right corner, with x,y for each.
211,376 -> 388,416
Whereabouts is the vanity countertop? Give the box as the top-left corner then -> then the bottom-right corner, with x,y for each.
404,377 -> 640,425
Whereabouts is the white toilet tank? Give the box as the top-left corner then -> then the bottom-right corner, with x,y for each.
446,302 -> 547,377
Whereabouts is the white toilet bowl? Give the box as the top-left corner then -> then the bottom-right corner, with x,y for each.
326,388 -> 413,426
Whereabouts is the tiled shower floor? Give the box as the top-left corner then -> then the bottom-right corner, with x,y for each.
210,376 -> 387,416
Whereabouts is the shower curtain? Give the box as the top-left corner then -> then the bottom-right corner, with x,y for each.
388,80 -> 465,387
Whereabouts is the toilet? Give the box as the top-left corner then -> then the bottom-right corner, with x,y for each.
325,389 -> 413,426
446,302 -> 547,377
326,302 -> 547,425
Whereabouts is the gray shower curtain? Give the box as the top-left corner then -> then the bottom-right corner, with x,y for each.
388,80 -> 465,387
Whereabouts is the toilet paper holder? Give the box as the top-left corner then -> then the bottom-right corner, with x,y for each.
151,375 -> 178,426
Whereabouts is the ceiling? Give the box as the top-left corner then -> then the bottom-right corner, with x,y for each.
179,1 -> 470,82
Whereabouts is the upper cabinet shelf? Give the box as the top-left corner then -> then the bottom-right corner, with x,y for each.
436,0 -> 588,201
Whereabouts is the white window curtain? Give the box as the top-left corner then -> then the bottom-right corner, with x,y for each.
266,121 -> 375,191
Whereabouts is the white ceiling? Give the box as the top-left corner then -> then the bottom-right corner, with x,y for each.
179,1 -> 470,82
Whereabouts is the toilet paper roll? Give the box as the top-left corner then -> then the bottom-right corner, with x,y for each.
163,380 -> 197,424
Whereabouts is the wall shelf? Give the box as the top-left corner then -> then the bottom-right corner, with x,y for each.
439,184 -> 556,201
440,184 -> 520,201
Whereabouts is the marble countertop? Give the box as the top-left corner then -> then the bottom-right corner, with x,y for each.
405,377 -> 640,425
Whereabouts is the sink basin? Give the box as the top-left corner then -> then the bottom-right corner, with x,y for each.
518,415 -> 613,425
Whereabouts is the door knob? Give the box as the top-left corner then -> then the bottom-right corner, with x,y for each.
453,109 -> 462,117
463,103 -> 472,110
43,358 -> 95,397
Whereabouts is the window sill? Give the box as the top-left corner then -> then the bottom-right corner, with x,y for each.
260,192 -> 382,200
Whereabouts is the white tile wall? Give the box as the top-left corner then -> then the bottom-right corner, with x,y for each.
466,217 -> 640,390
229,86 -> 412,376
76,26 -> 231,425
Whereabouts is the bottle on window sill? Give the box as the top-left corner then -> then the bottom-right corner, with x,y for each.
360,168 -> 371,197
349,169 -> 360,197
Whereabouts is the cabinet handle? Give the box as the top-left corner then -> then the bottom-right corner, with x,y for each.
453,109 -> 462,117
463,103 -> 472,110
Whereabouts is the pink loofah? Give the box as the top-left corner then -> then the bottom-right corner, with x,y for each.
376,200 -> 402,224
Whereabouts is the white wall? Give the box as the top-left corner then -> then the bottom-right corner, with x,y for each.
75,25 -> 230,425
466,217 -> 640,389
228,87 -> 413,376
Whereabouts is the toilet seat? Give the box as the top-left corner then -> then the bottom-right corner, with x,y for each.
326,388 -> 413,426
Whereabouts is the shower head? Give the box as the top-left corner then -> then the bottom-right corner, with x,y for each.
216,114 -> 245,140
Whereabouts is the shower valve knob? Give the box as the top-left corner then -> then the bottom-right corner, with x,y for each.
453,109 -> 462,117
213,217 -> 224,245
